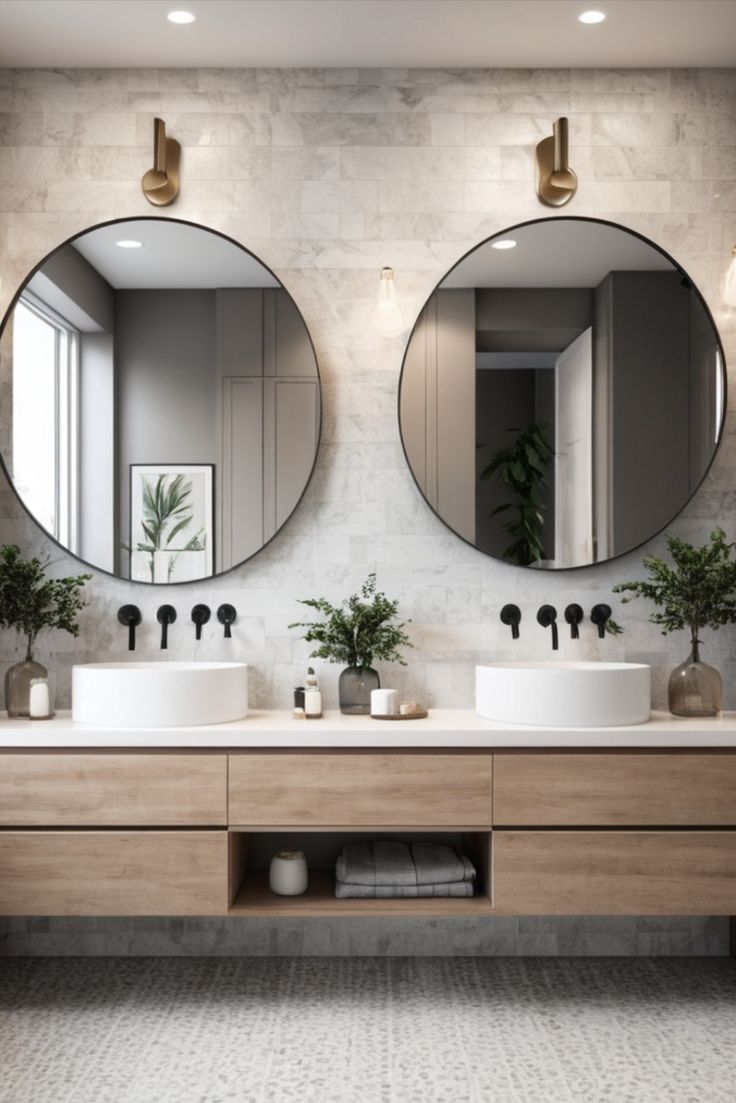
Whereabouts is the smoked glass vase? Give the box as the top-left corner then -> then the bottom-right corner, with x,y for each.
5,659 -> 48,718
339,666 -> 380,715
668,641 -> 722,719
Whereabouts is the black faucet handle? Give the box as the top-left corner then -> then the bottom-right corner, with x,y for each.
500,604 -> 522,640
217,604 -> 237,639
118,605 -> 142,652
564,603 -> 584,640
537,604 -> 559,651
156,604 -> 177,650
191,604 -> 211,641
591,603 -> 612,639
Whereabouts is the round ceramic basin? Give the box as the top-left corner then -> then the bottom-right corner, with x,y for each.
72,661 -> 248,727
475,661 -> 651,728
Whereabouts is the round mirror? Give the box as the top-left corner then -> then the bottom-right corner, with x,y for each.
0,217 -> 321,584
399,217 -> 726,570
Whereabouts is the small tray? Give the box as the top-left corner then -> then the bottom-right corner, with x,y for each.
371,710 -> 428,721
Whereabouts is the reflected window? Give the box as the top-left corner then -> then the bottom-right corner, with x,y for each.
12,295 -> 79,549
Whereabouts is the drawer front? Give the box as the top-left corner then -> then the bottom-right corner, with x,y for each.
228,753 -> 493,826
493,830 -> 736,915
493,753 -> 736,826
0,830 -> 227,915
0,754 -> 227,826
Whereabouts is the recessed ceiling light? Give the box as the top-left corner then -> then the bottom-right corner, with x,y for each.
578,10 -> 606,23
115,240 -> 144,249
167,10 -> 196,24
491,239 -> 517,250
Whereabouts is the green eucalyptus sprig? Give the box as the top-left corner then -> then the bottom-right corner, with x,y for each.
613,528 -> 736,646
0,545 -> 91,661
289,573 -> 412,670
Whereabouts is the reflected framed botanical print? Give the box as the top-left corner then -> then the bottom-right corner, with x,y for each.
129,463 -> 214,584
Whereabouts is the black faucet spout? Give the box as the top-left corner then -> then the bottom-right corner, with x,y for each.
118,605 -> 142,652
157,605 -> 177,650
536,604 -> 559,651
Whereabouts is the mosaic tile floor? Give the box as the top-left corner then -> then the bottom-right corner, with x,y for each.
1,957 -> 735,1103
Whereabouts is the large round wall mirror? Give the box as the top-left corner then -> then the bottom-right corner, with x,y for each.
0,217 -> 321,584
399,217 -> 726,570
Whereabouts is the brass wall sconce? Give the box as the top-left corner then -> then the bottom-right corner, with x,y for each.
535,117 -> 578,208
141,118 -> 181,207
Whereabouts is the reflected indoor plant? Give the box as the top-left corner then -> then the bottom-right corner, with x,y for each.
290,573 -> 412,714
613,528 -> 736,718
480,423 -> 554,567
0,545 -> 90,717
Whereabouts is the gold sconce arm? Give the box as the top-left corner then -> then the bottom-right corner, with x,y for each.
142,118 -> 181,207
536,117 -> 578,207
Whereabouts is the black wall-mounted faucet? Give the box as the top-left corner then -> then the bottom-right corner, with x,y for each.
591,604 -> 612,639
118,605 -> 142,651
564,604 -> 584,640
217,604 -> 237,639
500,604 -> 522,640
537,604 -> 559,651
191,604 -> 211,641
157,605 -> 177,650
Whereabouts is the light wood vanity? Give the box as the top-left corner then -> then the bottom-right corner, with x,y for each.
1,710 -> 735,950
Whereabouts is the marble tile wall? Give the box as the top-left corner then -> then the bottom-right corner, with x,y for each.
0,67 -> 734,955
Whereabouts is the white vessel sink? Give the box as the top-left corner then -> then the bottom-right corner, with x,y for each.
72,661 -> 248,728
476,661 -> 651,728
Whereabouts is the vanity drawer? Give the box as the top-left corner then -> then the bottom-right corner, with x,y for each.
493,830 -> 736,915
0,830 -> 227,916
493,753 -> 736,826
0,754 -> 227,826
228,753 -> 493,826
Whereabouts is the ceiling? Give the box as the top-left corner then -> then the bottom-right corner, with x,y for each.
441,220 -> 674,289
1,0 -> 736,68
71,220 -> 279,289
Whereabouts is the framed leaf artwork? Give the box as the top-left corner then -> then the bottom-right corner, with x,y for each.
129,464 -> 214,584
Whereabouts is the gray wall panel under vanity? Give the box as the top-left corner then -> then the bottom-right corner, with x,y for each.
1,65 -> 735,956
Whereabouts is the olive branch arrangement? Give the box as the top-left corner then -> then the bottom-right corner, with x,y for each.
289,573 -> 412,669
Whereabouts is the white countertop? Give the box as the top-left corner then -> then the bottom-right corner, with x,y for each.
2,709 -> 736,748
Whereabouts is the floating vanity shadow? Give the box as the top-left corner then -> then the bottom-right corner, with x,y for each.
398,216 -> 726,571
0,216 -> 322,585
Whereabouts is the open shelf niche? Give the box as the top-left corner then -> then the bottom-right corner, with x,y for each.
227,828 -> 493,917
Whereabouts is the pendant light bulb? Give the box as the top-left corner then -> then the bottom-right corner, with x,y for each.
721,246 -> 736,308
371,266 -> 405,335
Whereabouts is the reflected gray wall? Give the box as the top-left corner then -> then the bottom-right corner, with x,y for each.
115,290 -> 217,574
29,244 -> 114,333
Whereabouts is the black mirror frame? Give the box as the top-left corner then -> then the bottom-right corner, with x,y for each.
0,214 -> 323,586
397,214 -> 728,573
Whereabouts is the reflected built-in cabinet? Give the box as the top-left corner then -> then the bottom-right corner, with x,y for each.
0,746 -> 736,942
216,289 -> 319,568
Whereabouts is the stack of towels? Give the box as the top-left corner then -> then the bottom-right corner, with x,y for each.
335,840 -> 476,899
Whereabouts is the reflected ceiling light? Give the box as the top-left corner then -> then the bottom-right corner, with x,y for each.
115,239 -> 144,248
167,10 -> 196,23
491,239 -> 517,250
370,267 -> 405,335
578,10 -> 606,23
722,246 -> 736,307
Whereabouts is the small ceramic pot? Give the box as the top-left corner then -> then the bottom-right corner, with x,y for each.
269,850 -> 308,896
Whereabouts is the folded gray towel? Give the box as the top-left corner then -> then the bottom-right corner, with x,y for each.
336,840 -> 417,887
335,880 -> 474,899
335,841 -> 476,892
411,842 -> 475,885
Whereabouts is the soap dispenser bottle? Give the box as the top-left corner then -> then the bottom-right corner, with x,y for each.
304,667 -> 322,719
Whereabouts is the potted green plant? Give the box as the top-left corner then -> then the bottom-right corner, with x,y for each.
0,545 -> 91,717
613,528 -> 736,718
480,423 -> 554,566
289,573 -> 412,714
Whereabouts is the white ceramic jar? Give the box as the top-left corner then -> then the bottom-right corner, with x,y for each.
269,850 -> 309,896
